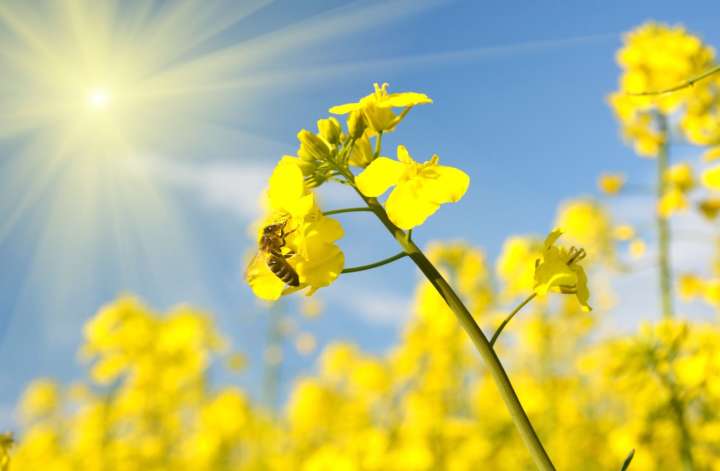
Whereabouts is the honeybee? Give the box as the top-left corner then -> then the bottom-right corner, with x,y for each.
247,218 -> 299,287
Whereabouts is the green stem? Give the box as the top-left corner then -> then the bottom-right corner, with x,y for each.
656,113 -> 674,318
358,192 -> 556,471
629,64 -> 720,96
620,449 -> 635,471
342,251 -> 408,273
323,207 -> 374,216
490,293 -> 537,347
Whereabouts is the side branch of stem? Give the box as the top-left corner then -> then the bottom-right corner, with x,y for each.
490,293 -> 537,347
342,252 -> 408,274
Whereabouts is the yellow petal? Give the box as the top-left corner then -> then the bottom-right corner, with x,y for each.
329,102 -> 361,114
268,157 -> 305,209
385,182 -> 440,230
355,157 -> 404,197
246,254 -> 285,301
397,145 -> 415,164
376,92 -> 433,108
421,164 -> 470,204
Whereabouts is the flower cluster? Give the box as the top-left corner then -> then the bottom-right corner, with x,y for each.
245,83 -> 469,300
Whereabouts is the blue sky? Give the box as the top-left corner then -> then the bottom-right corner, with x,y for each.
2,0 -> 720,424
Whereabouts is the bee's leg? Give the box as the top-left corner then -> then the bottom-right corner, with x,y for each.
283,250 -> 296,259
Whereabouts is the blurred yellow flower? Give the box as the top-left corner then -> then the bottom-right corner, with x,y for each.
679,274 -> 705,300
664,162 -> 695,192
534,230 -> 591,311
698,198 -> 720,220
355,145 -> 469,230
329,82 -> 432,134
613,225 -> 635,241
598,173 -> 626,194
20,379 -> 59,420
629,239 -> 646,259
702,146 -> 720,162
295,332 -> 317,356
657,187 -> 688,217
701,165 -> 720,190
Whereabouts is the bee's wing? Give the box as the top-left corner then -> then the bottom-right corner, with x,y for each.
244,251 -> 267,283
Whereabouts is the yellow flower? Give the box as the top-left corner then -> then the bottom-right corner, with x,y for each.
629,239 -> 646,259
657,187 -> 687,217
664,162 -> 695,192
598,173 -> 626,195
534,230 -> 591,311
701,165 -> 720,190
613,225 -> 635,241
702,146 -> 720,162
329,83 -> 432,134
355,145 -> 469,230
698,198 -> 720,220
679,274 -> 705,300
246,157 -> 344,301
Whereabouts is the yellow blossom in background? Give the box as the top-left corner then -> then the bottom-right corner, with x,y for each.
246,157 -> 345,300
702,146 -> 720,162
496,236 -> 542,297
329,82 -> 432,135
534,230 -> 591,311
555,199 -> 614,260
295,332 -> 317,356
610,23 -> 714,157
698,198 -> 720,220
629,239 -> 646,259
679,274 -> 705,300
20,379 -> 59,420
598,173 -> 626,194
613,224 -> 635,241
657,187 -> 688,217
701,165 -> 720,190
355,145 -> 469,230
664,162 -> 695,192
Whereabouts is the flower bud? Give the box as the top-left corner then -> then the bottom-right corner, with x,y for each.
297,129 -> 330,162
346,110 -> 367,139
317,117 -> 341,145
348,135 -> 374,168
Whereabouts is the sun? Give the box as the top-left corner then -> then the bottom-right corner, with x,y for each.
86,88 -> 111,110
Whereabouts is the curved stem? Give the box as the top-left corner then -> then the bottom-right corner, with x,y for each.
620,449 -> 635,471
628,64 -> 720,96
490,293 -> 537,347
357,191 -> 556,471
342,251 -> 408,274
323,207 -> 373,216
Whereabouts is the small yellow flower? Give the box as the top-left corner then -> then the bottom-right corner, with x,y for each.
698,198 -> 720,220
355,145 -> 469,230
629,239 -> 646,259
664,162 -> 695,192
613,225 -> 635,241
702,146 -> 720,162
329,83 -> 432,134
701,165 -> 720,190
246,157 -> 344,301
679,274 -> 705,300
657,187 -> 687,217
534,230 -> 591,311
598,173 -> 626,195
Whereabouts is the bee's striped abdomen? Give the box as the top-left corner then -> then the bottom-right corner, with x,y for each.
267,255 -> 300,287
